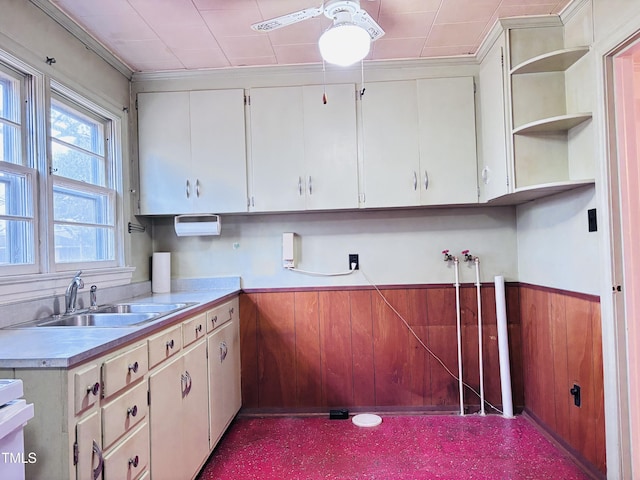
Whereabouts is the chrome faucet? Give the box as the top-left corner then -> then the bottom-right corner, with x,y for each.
64,271 -> 84,315
89,285 -> 98,310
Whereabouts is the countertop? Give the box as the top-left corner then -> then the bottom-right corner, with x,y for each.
0,284 -> 240,369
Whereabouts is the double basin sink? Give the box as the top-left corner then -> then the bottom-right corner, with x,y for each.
24,302 -> 195,328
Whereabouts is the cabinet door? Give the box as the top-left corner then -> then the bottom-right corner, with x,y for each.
417,76 -> 478,205
302,84 -> 358,210
361,80 -> 420,208
478,37 -> 510,202
250,86 -> 305,212
190,89 -> 247,213
148,355 -> 183,480
138,91 -> 193,214
76,411 -> 102,480
181,341 -> 209,479
208,319 -> 241,449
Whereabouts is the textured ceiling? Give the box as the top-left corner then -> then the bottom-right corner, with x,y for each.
46,0 -> 572,73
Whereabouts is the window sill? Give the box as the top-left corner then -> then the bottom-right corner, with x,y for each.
0,267 -> 136,306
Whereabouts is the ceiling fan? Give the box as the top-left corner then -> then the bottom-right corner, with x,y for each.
251,0 -> 385,67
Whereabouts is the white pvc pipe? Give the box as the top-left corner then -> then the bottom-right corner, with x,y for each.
454,258 -> 464,416
494,275 -> 514,419
475,258 -> 486,415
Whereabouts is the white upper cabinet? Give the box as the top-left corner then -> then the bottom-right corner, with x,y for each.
417,76 -> 478,205
361,80 -> 421,208
361,78 -> 477,208
138,89 -> 247,215
478,34 -> 510,203
249,84 -> 358,212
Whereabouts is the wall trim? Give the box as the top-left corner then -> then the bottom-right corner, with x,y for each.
517,282 -> 601,302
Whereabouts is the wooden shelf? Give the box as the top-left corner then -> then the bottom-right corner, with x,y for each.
487,179 -> 595,205
510,46 -> 590,75
513,113 -> 592,135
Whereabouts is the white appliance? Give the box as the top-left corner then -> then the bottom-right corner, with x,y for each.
0,379 -> 34,480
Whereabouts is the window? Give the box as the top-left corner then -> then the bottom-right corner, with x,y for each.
50,94 -> 117,268
0,64 -> 36,272
0,50 -> 124,287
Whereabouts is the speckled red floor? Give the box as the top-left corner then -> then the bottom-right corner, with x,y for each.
196,414 -> 592,480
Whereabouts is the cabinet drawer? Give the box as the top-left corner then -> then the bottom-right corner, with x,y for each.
103,421 -> 149,480
74,364 -> 101,415
206,299 -> 236,333
102,381 -> 148,449
183,312 -> 206,347
102,344 -> 148,399
148,324 -> 182,369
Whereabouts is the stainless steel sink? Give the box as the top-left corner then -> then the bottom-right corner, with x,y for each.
36,312 -> 159,327
13,301 -> 196,328
94,302 -> 190,314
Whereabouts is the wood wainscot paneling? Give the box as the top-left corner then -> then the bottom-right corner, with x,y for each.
518,284 -> 605,477
240,283 -> 524,415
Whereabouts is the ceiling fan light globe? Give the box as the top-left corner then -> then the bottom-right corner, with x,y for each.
319,23 -> 371,66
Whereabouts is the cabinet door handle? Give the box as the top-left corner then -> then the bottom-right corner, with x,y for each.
220,341 -> 228,362
308,176 -> 313,195
87,382 -> 100,396
298,176 -> 303,196
413,171 -> 418,190
424,170 -> 429,191
186,179 -> 191,199
127,405 -> 138,417
92,440 -> 104,480
196,179 -> 201,197
181,371 -> 192,396
128,361 -> 139,374
128,455 -> 139,468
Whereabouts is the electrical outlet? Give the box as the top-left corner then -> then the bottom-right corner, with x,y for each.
349,254 -> 359,270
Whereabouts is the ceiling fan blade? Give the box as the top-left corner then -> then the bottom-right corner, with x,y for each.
251,6 -> 324,32
353,10 -> 385,41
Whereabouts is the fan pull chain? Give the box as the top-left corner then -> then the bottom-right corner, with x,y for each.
360,59 -> 366,97
322,60 -> 328,104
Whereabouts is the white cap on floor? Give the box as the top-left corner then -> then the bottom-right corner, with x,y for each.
352,413 -> 382,427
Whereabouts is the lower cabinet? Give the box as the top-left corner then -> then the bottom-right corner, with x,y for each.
0,295 -> 241,480
208,317 -> 241,448
148,341 -> 209,480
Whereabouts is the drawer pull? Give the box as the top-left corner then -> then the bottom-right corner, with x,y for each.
127,405 -> 138,418
92,440 -> 104,480
229,307 -> 234,315
212,315 -> 218,325
166,339 -> 175,349
128,455 -> 139,468
87,382 -> 100,396
128,362 -> 139,374
195,324 -> 202,333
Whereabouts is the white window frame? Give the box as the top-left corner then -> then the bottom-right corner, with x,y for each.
48,85 -> 121,272
0,49 -> 131,304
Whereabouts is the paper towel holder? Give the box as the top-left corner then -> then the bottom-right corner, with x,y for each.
174,214 -> 221,236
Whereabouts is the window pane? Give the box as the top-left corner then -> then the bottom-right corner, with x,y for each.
0,122 -> 22,165
51,99 -> 106,187
50,101 -> 104,155
0,170 -> 32,216
53,186 -> 112,225
54,224 -> 114,263
0,71 -> 20,123
0,219 -> 34,265
51,141 -> 105,185
0,69 -> 22,166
